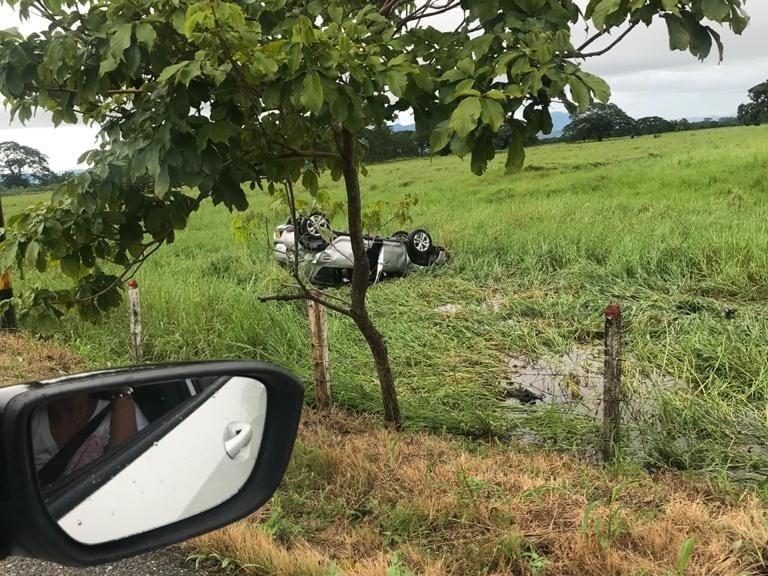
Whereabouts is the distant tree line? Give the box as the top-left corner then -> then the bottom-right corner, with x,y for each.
361,125 -> 428,163
363,122 -> 545,163
561,103 -> 741,143
562,81 -> 765,143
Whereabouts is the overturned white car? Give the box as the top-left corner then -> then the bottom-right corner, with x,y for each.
273,212 -> 447,286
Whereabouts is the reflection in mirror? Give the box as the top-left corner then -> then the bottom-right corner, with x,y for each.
30,376 -> 267,545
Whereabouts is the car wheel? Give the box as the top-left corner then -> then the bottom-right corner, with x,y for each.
303,212 -> 331,239
406,229 -> 433,265
393,230 -> 409,243
298,212 -> 331,250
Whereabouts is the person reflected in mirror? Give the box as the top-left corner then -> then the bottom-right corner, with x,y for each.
31,387 -> 148,484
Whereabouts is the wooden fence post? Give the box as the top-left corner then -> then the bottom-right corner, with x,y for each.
602,304 -> 622,462
128,280 -> 143,363
307,290 -> 331,409
0,196 -> 18,331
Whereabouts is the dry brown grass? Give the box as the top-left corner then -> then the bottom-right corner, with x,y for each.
0,332 -> 84,386
191,409 -> 768,576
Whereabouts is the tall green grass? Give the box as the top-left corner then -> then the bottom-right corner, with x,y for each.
7,126 -> 768,477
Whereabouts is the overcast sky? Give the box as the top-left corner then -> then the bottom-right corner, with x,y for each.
1,3 -> 767,171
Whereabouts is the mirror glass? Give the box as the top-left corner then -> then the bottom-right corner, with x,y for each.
29,375 -> 267,545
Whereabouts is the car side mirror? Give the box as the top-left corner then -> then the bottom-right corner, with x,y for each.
0,361 -> 303,566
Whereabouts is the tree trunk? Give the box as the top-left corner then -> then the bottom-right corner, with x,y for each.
338,128 -> 402,429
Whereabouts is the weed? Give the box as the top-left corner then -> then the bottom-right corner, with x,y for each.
580,481 -> 635,550
386,553 -> 415,576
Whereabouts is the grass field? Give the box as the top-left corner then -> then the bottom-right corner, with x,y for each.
5,125 -> 768,478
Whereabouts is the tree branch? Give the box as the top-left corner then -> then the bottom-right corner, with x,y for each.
577,29 -> 606,52
272,150 -> 341,161
259,292 -> 354,318
378,0 -> 408,16
77,240 -> 164,303
570,21 -> 640,58
45,87 -> 146,95
399,0 -> 461,27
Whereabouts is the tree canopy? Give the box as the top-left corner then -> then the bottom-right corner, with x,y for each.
0,0 -> 751,425
738,80 -> 768,126
0,141 -> 55,188
635,116 -> 674,135
561,103 -> 636,141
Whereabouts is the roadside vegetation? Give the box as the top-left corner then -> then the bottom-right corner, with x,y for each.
4,332 -> 767,575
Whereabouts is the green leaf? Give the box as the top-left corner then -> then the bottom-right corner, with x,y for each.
677,537 -> 696,575
470,129 -> 495,175
135,22 -> 157,51
687,20 -> 713,60
155,164 -> 170,198
110,23 -> 133,60
168,205 -> 187,230
157,61 -> 187,84
60,254 -> 81,279
302,169 -> 319,195
331,92 -> 349,123
178,61 -> 202,87
484,89 -> 506,102
328,5 -> 343,22
569,77 -> 591,112
99,55 -> 118,76
450,96 -> 482,139
729,9 -> 749,34
578,71 -> 611,103
451,78 -> 481,101
701,0 -> 730,21
25,241 -> 40,269
471,35 -> 494,58
386,70 -> 408,98
664,15 -> 690,51
505,125 -> 525,174
457,58 -> 475,75
480,98 -> 505,131
591,0 -> 621,29
709,28 -> 724,62
412,69 -> 433,92
429,120 -> 454,153
301,71 -> 324,115
450,133 -> 471,158
660,0 -> 679,14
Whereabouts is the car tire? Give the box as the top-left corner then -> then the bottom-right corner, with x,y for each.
406,229 -> 433,265
298,212 -> 331,251
302,212 -> 331,239
393,230 -> 409,243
